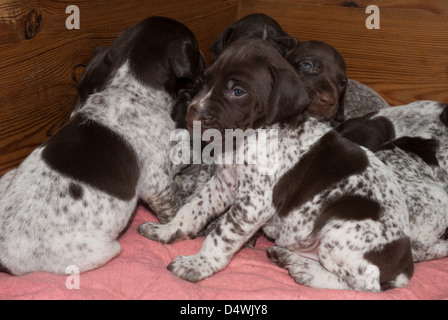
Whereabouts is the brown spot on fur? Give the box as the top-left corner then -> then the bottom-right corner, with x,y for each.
379,137 -> 439,167
312,195 -> 381,234
273,130 -> 369,217
335,113 -> 395,152
364,237 -> 414,288
42,115 -> 139,201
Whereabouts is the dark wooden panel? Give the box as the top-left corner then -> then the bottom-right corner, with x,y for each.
0,0 -> 238,176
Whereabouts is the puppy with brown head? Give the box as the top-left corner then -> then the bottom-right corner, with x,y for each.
186,39 -> 309,135
286,41 -> 347,124
139,39 -> 413,291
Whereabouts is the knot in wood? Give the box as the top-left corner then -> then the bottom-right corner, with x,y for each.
25,9 -> 42,39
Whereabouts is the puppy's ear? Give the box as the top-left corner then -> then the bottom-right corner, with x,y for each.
266,67 -> 309,125
104,47 -> 114,66
210,26 -> 234,58
169,41 -> 200,79
272,36 -> 299,58
168,40 -> 205,95
332,86 -> 347,125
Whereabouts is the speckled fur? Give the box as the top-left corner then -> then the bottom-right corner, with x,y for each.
140,116 -> 413,291
375,141 -> 448,262
336,100 -> 448,261
0,16 -> 206,275
374,101 -> 448,186
343,79 -> 389,118
0,61 -> 182,275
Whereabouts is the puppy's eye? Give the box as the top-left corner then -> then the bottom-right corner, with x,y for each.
339,78 -> 347,87
301,61 -> 314,71
232,88 -> 245,97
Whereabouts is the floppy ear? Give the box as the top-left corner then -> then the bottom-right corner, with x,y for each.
266,67 -> 310,125
168,40 -> 205,95
103,47 -> 114,66
332,86 -> 347,125
272,36 -> 299,58
169,41 -> 199,79
210,25 -> 234,58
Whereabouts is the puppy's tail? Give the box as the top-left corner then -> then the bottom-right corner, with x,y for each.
441,103 -> 448,127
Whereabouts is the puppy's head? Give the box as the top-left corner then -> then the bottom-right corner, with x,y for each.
210,13 -> 298,58
116,16 -> 205,97
286,41 -> 347,123
186,39 -> 309,134
78,17 -> 205,101
75,22 -> 140,107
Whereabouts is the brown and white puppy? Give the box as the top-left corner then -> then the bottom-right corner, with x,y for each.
139,39 -> 414,291
0,17 -> 205,275
74,18 -> 204,129
335,102 -> 448,258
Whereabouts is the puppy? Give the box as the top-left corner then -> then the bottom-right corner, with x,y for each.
138,40 -> 414,291
375,137 -> 448,262
335,102 -> 448,261
0,16 -> 205,275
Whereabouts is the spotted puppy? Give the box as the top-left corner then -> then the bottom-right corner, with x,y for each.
138,39 -> 414,291
336,102 -> 448,260
375,137 -> 448,262
0,16 -> 205,275
336,101 -> 448,190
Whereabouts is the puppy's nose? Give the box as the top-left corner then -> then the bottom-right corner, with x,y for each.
317,91 -> 336,108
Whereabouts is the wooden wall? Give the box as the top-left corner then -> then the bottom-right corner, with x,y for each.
0,0 -> 447,177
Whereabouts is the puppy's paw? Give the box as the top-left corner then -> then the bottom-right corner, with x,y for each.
167,255 -> 216,283
267,246 -> 293,268
138,221 -> 185,244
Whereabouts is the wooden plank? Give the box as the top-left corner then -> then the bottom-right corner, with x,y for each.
239,0 -> 448,105
0,0 -> 238,176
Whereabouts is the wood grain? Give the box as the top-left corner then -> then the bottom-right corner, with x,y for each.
0,0 -> 238,176
240,0 -> 448,105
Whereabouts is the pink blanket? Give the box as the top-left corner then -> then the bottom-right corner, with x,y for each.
1,205 -> 447,300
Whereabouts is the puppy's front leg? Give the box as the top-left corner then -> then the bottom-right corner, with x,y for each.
167,193 -> 273,283
140,171 -> 181,224
138,165 -> 237,243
